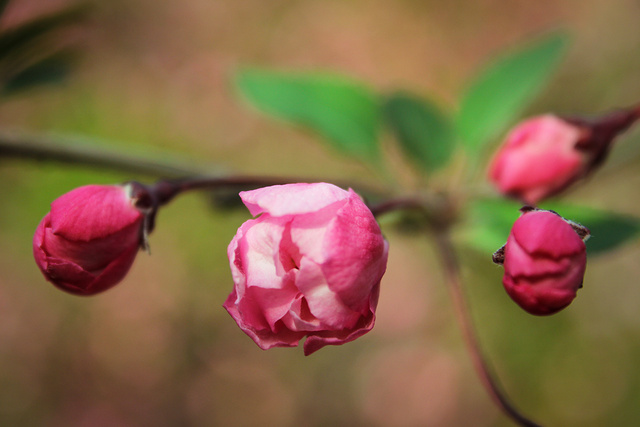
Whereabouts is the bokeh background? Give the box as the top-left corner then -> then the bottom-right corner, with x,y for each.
2,0 -> 640,426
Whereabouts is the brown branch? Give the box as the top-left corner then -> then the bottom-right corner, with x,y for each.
0,130 -> 389,201
372,199 -> 541,426
0,129 -> 216,178
432,228 -> 542,427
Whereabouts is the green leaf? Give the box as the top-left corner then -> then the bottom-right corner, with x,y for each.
461,198 -> 521,254
462,198 -> 640,256
383,91 -> 455,172
456,32 -> 569,151
235,68 -> 381,163
1,50 -> 74,95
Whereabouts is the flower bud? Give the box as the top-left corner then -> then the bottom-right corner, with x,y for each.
33,184 -> 145,296
489,115 -> 586,205
493,208 -> 589,315
489,109 -> 639,205
224,183 -> 389,355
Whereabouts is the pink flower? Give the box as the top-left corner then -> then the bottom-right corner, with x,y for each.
495,208 -> 588,315
224,183 -> 389,355
489,115 -> 587,205
33,184 -> 145,296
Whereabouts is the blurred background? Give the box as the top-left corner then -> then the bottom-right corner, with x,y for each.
1,0 -> 640,426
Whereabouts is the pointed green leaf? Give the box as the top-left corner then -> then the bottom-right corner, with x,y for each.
235,69 -> 381,163
456,32 -> 569,151
462,198 -> 640,256
383,91 -> 455,172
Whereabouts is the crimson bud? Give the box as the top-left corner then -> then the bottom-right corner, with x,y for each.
493,208 -> 589,315
33,184 -> 146,296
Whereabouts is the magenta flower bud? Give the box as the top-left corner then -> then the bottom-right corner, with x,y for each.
493,208 -> 589,315
489,108 -> 640,205
224,183 -> 389,355
489,115 -> 587,205
33,184 -> 145,296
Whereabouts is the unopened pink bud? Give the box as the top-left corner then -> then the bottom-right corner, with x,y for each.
490,107 -> 640,205
489,115 -> 586,205
224,183 -> 388,355
33,184 -> 145,296
494,208 -> 588,315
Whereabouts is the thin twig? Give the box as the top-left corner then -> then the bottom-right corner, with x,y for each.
372,199 -> 541,427
0,130 -> 216,178
368,193 -> 453,225
148,176 -> 312,206
432,228 -> 542,427
371,197 -> 540,427
0,130 -> 389,201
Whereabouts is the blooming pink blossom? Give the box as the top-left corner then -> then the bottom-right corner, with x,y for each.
224,183 -> 388,355
489,115 -> 586,205
496,208 -> 588,315
33,184 -> 145,296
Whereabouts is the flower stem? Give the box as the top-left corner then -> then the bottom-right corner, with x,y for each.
372,198 -> 541,427
432,228 -> 542,427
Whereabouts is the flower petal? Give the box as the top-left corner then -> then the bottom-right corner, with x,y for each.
303,283 -> 379,356
320,190 -> 388,312
50,185 -> 142,241
240,183 -> 349,217
512,211 -> 584,258
295,258 -> 361,330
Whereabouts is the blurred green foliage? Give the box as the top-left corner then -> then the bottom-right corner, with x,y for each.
235,32 -> 569,177
236,69 -> 381,164
383,91 -> 455,172
456,32 -> 568,151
